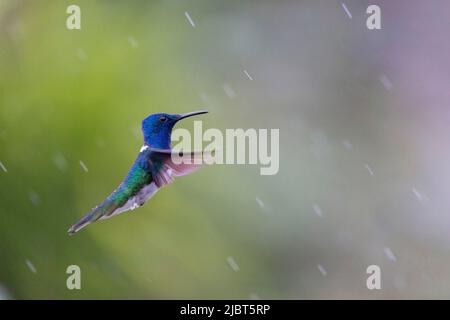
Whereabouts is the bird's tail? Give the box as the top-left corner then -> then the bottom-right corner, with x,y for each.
68,198 -> 119,235
67,212 -> 96,236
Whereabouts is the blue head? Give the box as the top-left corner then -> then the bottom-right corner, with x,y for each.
141,110 -> 208,149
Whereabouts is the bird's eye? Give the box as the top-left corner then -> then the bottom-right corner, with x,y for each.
159,116 -> 167,122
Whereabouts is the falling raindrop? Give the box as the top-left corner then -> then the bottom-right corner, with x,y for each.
312,203 -> 323,217
341,3 -> 352,19
243,70 -> 254,81
255,197 -> 271,215
79,160 -> 89,172
412,187 -> 429,205
365,164 -> 374,176
184,11 -> 196,28
0,161 -> 7,172
26,259 -> 37,274
256,197 -> 264,208
226,256 -> 240,272
412,188 -> 422,200
317,264 -> 327,277
384,247 -> 397,262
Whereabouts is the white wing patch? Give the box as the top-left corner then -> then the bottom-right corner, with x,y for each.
100,182 -> 159,220
140,145 -> 150,153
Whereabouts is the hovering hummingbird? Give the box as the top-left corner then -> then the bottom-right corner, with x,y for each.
68,110 -> 209,235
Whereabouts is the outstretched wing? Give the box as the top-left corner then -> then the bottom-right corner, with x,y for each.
149,148 -> 211,188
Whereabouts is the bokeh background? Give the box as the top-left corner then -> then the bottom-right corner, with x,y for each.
1,0 -> 450,299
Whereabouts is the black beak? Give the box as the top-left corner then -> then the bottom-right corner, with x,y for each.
178,110 -> 208,120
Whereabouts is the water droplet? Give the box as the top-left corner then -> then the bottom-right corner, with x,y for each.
256,197 -> 264,208
341,3 -> 352,19
243,70 -> 253,81
25,260 -> 37,274
365,164 -> 374,176
226,256 -> 240,272
79,160 -> 88,172
384,247 -> 397,262
0,161 -> 7,172
317,264 -> 327,276
184,11 -> 196,28
313,203 -> 323,217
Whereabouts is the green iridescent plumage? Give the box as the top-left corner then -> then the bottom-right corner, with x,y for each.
94,153 -> 153,219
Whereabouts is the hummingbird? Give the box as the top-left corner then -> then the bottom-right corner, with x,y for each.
68,110 -> 209,235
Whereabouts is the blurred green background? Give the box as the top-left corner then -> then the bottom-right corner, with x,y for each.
2,0 -> 450,299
